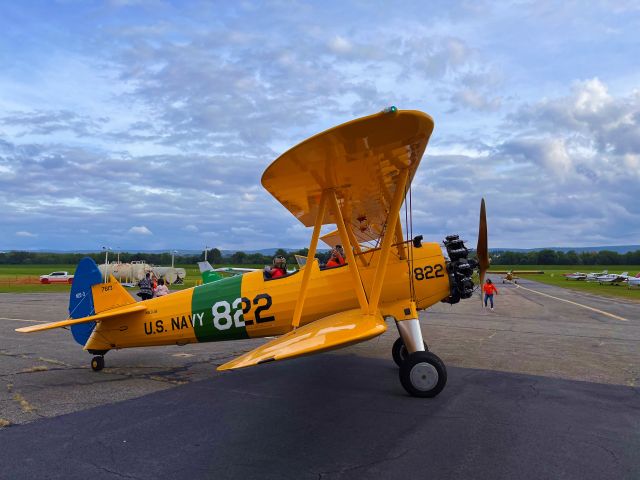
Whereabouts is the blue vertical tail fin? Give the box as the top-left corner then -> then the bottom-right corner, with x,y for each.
68,257 -> 103,346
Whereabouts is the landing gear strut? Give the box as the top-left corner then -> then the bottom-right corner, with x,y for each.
395,318 -> 447,397
91,356 -> 105,371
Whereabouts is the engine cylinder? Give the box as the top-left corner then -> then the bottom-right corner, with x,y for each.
442,235 -> 475,304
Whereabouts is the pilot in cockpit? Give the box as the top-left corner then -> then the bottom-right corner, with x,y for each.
264,255 -> 287,279
326,245 -> 346,268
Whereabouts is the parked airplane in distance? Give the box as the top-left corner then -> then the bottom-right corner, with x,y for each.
597,272 -> 629,285
586,270 -> 609,281
562,272 -> 588,281
488,269 -> 544,284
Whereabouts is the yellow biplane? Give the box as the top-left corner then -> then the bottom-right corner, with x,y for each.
17,109 -> 489,397
490,270 -> 544,284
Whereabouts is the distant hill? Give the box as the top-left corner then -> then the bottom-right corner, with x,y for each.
4,245 -> 639,255
490,245 -> 640,254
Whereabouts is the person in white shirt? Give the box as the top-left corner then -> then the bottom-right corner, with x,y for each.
154,278 -> 170,297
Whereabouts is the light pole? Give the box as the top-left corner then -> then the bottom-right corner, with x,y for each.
101,246 -> 111,282
204,245 -> 208,262
171,250 -> 178,268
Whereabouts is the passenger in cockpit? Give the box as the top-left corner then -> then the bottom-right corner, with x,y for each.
326,245 -> 346,268
264,255 -> 287,279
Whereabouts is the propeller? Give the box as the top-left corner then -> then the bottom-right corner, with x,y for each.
476,198 -> 489,295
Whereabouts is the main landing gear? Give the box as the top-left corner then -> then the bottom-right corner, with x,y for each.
398,350 -> 447,398
394,319 -> 447,398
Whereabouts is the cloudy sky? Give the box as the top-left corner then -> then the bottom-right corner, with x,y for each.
1,1 -> 639,252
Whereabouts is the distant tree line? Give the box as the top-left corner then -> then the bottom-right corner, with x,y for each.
205,247 -> 334,266
3,248 -> 638,266
491,249 -> 640,265
0,248 -> 333,266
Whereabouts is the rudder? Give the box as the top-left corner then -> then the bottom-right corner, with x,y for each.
68,257 -> 103,346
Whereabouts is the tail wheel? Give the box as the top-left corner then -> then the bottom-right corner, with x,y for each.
91,356 -> 104,372
399,351 -> 447,398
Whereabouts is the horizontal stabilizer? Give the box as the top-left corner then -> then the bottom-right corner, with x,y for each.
15,303 -> 146,333
218,309 -> 387,371
212,267 -> 257,274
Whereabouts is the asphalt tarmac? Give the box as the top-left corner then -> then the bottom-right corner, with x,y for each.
1,276 -> 639,478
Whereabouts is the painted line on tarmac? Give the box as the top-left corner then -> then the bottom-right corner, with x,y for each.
0,317 -> 48,323
514,284 -> 628,322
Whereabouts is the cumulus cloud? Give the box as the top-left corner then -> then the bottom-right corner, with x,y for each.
505,78 -> 640,185
328,35 -> 353,54
0,2 -> 638,250
452,88 -> 502,111
0,110 -> 107,137
128,226 -> 153,235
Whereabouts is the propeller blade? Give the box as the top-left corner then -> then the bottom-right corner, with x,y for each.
476,198 -> 489,296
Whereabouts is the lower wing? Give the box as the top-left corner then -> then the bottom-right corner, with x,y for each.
218,308 -> 387,371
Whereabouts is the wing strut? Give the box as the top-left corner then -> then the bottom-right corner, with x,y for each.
291,192 -> 328,329
328,190 -> 369,314
368,168 -> 410,314
394,213 -> 407,260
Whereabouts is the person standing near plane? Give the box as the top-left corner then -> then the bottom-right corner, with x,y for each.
137,272 -> 154,300
154,278 -> 169,297
483,279 -> 498,310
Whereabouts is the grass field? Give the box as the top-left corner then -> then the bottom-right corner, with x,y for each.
0,264 -> 265,294
488,265 -> 640,301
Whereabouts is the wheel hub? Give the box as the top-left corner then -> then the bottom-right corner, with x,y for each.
410,362 -> 438,391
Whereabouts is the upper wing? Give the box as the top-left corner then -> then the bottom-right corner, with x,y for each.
320,226 -> 382,249
261,110 -> 434,232
218,309 -> 387,371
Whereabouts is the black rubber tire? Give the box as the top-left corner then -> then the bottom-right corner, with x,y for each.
91,356 -> 104,372
399,351 -> 447,398
392,337 -> 428,367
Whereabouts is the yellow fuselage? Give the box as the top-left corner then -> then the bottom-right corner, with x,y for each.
85,243 -> 449,352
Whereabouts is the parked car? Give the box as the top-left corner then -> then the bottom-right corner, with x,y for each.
40,271 -> 74,284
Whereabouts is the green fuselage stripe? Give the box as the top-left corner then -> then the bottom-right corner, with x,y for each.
191,275 -> 249,342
